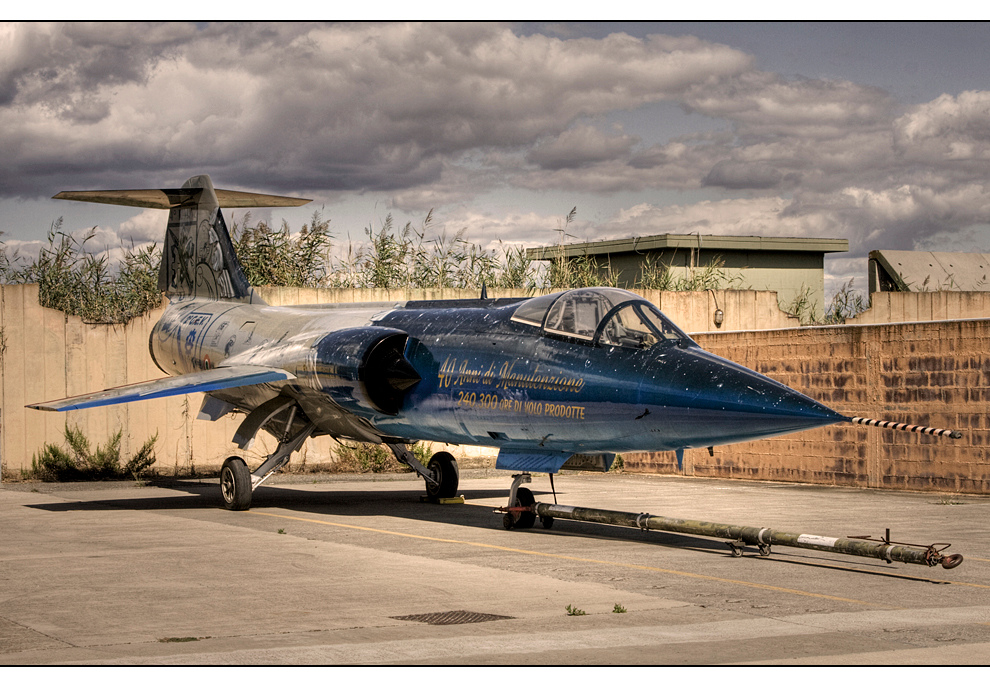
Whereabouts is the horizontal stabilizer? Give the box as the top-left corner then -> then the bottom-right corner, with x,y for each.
27,365 -> 295,412
53,188 -> 311,210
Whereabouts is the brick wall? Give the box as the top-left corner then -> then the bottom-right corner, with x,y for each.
624,320 -> 990,494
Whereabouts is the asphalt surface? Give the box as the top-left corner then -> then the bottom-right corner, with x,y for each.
1,470 -> 989,665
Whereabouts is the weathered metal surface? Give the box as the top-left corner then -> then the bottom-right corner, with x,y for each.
533,502 -> 963,569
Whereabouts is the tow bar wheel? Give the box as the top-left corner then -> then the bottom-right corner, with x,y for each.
503,486 -> 537,529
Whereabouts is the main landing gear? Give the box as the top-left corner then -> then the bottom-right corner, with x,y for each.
221,438 -> 461,510
220,397 -> 317,511
217,396 -> 461,509
221,418 -> 316,511
388,444 -> 460,500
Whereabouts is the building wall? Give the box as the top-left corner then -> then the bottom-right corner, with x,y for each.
850,291 -> 990,325
584,249 -> 826,317
662,249 -> 826,317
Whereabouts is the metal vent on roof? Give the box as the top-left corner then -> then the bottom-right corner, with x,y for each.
391,610 -> 513,625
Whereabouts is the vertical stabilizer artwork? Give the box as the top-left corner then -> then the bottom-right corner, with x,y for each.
158,174 -> 262,304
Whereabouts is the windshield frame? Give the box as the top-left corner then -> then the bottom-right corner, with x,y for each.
509,291 -> 565,328
593,300 -> 695,350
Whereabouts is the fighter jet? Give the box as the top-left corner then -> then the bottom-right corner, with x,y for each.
30,174 -> 849,512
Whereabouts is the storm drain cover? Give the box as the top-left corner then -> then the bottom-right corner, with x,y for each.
391,610 -> 514,625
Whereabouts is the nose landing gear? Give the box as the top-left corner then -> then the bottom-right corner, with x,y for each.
500,473 -> 548,529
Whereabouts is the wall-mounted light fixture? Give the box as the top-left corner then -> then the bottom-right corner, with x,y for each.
708,289 -> 724,328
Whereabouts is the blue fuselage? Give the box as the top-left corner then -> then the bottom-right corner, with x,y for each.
378,305 -> 843,453
151,290 -> 845,461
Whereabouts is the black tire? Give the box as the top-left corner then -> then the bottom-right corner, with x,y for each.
220,456 -> 252,511
513,487 -> 536,529
540,515 -> 554,529
425,452 -> 459,499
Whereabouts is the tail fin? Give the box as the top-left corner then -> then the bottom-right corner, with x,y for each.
53,174 -> 310,303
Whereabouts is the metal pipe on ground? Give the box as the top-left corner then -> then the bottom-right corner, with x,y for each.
532,502 -> 963,569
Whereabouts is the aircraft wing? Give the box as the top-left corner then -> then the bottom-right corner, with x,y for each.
27,365 -> 295,412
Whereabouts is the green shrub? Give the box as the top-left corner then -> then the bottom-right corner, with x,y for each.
2,206 -> 776,326
4,220 -> 164,324
232,210 -> 333,288
29,424 -> 157,481
31,444 -> 80,482
330,441 -> 435,474
332,442 -> 402,473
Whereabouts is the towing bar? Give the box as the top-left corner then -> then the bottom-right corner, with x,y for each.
530,502 -> 963,569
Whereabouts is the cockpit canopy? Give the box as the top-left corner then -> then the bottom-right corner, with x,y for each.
511,288 -> 691,350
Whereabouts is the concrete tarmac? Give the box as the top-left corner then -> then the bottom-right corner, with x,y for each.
2,471 -> 989,665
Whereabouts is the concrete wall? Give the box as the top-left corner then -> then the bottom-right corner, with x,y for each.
3,284 -> 987,493
624,319 -> 990,494
1,284 -> 245,479
850,291 -> 990,325
647,289 -> 799,333
251,286 -> 801,334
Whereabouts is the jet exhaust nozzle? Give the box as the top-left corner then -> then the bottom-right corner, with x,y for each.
313,327 -> 420,416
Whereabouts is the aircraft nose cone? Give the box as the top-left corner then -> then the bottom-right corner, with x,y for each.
700,351 -> 838,419
644,346 -> 846,448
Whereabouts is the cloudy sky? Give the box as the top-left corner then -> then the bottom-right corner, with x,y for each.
3,20 -> 990,296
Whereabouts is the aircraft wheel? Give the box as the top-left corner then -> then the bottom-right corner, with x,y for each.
512,487 -> 537,529
220,456 -> 252,511
426,452 -> 459,499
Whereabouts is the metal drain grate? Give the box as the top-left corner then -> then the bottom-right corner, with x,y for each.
391,610 -> 514,625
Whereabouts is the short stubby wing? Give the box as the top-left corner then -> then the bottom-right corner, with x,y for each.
27,365 -> 294,412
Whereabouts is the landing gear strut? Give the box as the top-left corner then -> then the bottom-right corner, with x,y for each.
220,417 -> 316,511
387,444 -> 460,500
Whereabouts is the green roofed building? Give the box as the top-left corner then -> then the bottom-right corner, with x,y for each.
526,234 -> 849,319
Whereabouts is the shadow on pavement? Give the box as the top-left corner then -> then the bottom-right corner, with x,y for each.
23,478 -> 742,555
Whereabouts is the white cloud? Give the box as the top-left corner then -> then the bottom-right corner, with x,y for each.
5,21 -> 990,297
0,23 -> 753,196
